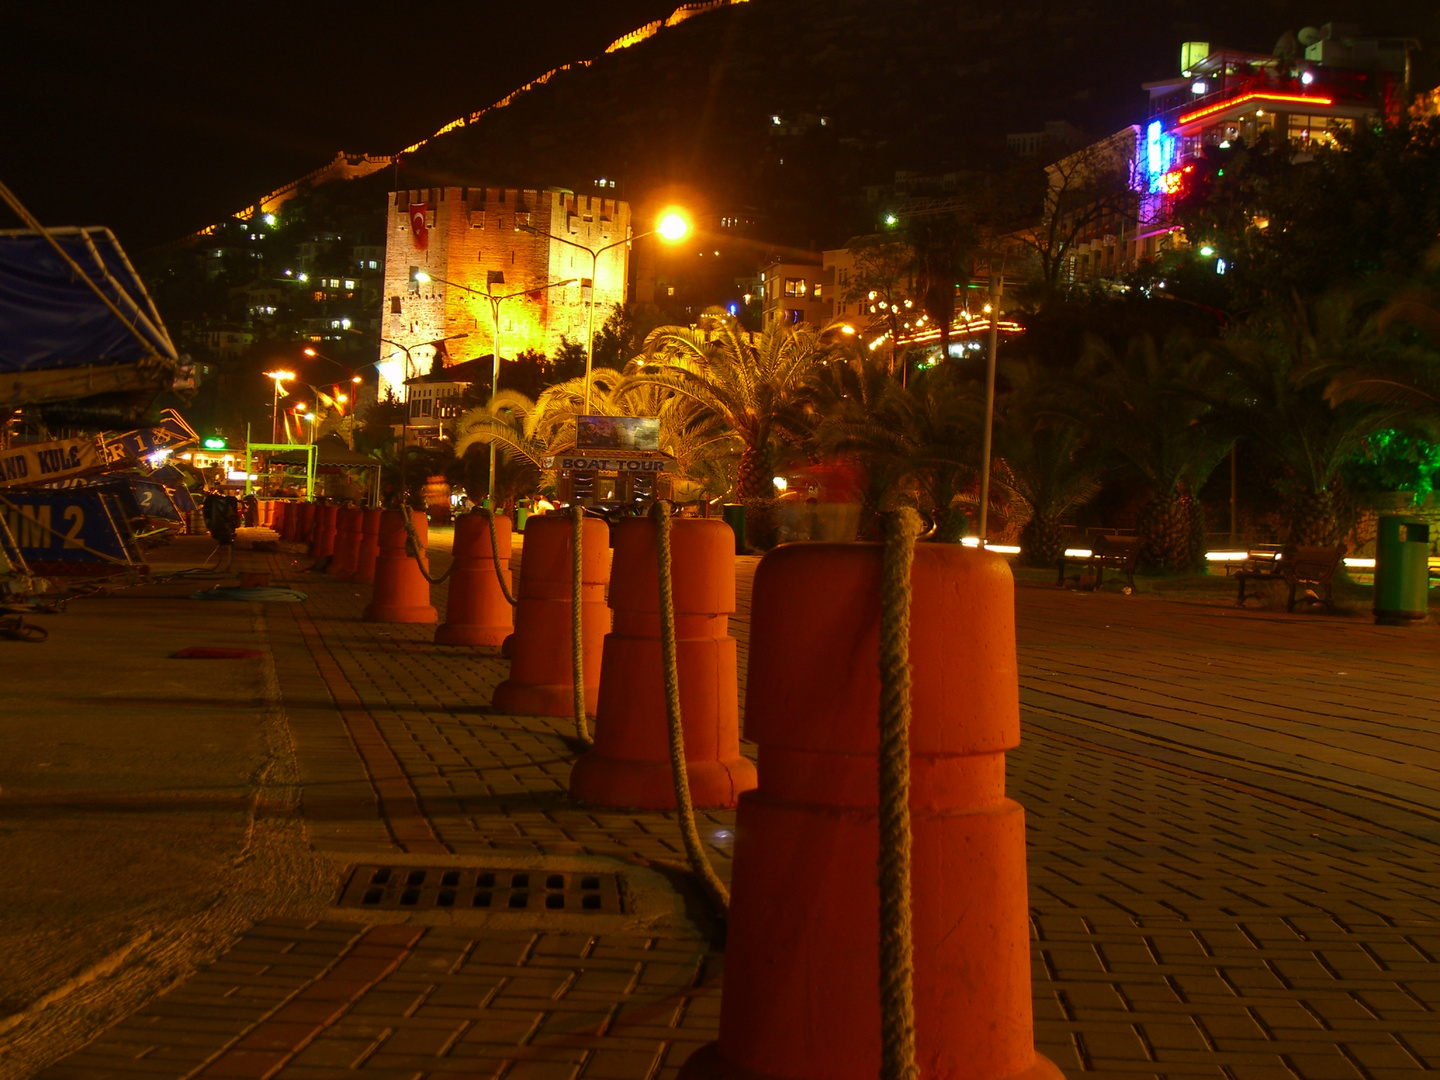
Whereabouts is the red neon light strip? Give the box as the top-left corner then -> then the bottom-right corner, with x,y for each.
1178,91 -> 1334,127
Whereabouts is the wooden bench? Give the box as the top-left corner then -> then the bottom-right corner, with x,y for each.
1056,535 -> 1142,594
1235,544 -> 1345,612
1221,543 -> 1285,576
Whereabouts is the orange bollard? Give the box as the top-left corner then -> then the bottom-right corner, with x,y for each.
277,502 -> 295,542
363,510 -> 437,623
346,508 -> 384,584
569,517 -> 755,810
295,502 -> 315,546
310,504 -> 339,558
328,507 -> 363,577
492,514 -> 610,716
680,543 -> 1061,1080
435,513 -> 515,646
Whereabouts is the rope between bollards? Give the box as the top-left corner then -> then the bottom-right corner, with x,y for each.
476,507 -> 518,607
399,508 -> 454,585
570,505 -> 592,748
651,500 -> 731,912
879,507 -> 921,1080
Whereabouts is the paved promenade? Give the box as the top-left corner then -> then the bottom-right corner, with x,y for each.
20,529 -> 1440,1079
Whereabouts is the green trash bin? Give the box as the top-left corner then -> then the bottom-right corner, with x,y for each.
515,507 -> 530,533
1373,514 -> 1430,625
722,504 -> 746,554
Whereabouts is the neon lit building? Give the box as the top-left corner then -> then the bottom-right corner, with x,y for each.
1055,27 -> 1419,282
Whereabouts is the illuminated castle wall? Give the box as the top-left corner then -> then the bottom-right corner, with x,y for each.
378,186 -> 631,401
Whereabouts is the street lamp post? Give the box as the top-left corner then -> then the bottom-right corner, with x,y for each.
977,275 -> 1002,543
518,210 -> 690,414
413,272 -> 575,502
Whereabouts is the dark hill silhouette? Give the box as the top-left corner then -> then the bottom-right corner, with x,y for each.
391,0 -> 1434,249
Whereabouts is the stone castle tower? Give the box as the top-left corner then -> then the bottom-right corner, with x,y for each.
379,186 -> 631,400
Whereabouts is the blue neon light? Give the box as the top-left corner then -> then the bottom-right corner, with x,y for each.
1145,120 -> 1176,194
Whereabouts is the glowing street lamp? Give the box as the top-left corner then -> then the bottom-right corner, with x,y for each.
519,206 -> 690,413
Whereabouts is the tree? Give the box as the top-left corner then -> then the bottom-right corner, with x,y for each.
904,213 -> 977,360
591,302 -> 663,370
839,233 -> 915,375
1077,333 -> 1231,572
1008,131 -> 1139,298
632,316 -> 837,498
1211,294 -> 1402,544
993,363 -> 1105,566
811,364 -> 983,543
1176,119 -> 1440,313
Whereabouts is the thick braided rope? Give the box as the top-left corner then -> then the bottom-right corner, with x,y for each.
652,501 -> 731,911
399,508 -> 454,584
570,505 -> 592,747
476,507 -> 517,606
879,507 -> 921,1080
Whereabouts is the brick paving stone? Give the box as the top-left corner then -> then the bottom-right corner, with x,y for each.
38,539 -> 1440,1079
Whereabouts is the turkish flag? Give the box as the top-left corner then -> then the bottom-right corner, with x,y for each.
409,203 -> 429,251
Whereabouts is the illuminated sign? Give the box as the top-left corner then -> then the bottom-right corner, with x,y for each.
204,437 -> 227,449
1145,121 -> 1175,194
559,456 -> 675,474
1177,91 -> 1334,127
576,415 -> 661,452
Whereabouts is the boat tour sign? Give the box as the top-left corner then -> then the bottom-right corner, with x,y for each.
0,436 -> 106,488
558,455 -> 676,474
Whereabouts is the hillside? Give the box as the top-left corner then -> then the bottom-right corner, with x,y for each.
395,0 -> 1436,249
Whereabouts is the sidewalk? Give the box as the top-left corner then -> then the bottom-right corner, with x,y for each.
12,528 -> 1440,1079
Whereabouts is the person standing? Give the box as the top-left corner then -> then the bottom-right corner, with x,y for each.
202,489 -> 240,571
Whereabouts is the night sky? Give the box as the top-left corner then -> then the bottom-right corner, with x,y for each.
4,3 -> 677,249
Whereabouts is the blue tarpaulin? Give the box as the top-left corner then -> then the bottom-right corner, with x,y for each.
0,227 -> 177,374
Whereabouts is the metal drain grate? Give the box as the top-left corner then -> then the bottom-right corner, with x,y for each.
337,865 -> 624,913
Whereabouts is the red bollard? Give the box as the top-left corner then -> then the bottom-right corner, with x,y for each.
347,508 -> 384,584
681,543 -> 1061,1080
363,510 -> 437,623
270,501 -> 286,536
492,514 -> 610,716
310,505 -> 339,558
436,513 -> 515,646
295,503 -> 315,547
569,517 -> 755,810
278,502 -> 295,542
328,507 -> 363,577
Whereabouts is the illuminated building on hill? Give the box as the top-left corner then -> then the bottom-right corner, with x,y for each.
1051,26 -> 1420,283
379,186 -> 631,401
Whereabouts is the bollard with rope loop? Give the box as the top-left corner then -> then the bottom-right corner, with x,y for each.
474,506 -> 518,607
398,508 -> 454,585
650,500 -> 730,912
879,507 -> 922,1080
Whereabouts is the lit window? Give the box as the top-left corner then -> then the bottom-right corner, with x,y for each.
784,278 -> 806,297
667,286 -> 675,296
344,279 -> 355,289
813,283 -> 822,298
368,260 -> 378,269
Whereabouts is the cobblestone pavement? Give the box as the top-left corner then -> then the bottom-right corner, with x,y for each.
38,533 -> 1440,1080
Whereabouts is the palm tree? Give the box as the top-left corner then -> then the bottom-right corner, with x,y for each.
796,353 -> 912,536
816,365 -> 983,542
1078,333 -> 1231,572
453,368 -> 742,502
1325,280 -> 1440,431
993,364 -> 1105,567
1211,294 -> 1401,544
630,316 -> 837,498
